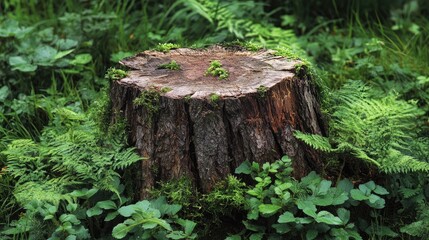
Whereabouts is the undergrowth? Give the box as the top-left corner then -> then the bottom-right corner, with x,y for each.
1,0 -> 429,239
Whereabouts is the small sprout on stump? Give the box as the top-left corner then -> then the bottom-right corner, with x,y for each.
209,93 -> 220,106
158,60 -> 181,70
105,67 -> 127,81
161,86 -> 173,93
257,85 -> 268,98
155,43 -> 180,53
205,60 -> 229,80
184,95 -> 192,102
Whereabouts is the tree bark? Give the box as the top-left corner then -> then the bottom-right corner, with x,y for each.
110,46 -> 326,199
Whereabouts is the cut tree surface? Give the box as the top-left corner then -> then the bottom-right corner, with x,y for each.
110,46 -> 326,198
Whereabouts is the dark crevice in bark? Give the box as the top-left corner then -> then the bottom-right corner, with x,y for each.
258,94 -> 283,160
185,101 -> 202,191
152,111 -> 161,184
222,101 -> 235,175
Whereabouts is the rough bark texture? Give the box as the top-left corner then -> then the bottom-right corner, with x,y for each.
110,46 -> 326,199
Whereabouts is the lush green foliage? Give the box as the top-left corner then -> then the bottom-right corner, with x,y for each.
158,60 -> 181,70
231,156 -> 393,240
205,60 -> 229,80
1,0 -> 429,239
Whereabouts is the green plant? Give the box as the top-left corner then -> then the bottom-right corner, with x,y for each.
155,43 -> 181,53
295,80 -> 429,174
209,93 -> 220,103
158,60 -> 181,70
233,156 -> 391,239
0,104 -> 141,238
105,68 -> 128,81
205,60 -> 229,80
112,197 -> 197,239
256,85 -> 268,98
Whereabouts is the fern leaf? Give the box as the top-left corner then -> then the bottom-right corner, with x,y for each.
294,131 -> 333,152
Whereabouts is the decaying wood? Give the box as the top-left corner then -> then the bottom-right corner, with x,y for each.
110,46 -> 326,199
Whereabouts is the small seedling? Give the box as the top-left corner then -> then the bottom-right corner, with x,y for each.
205,60 -> 229,80
155,43 -> 180,53
209,93 -> 221,107
105,67 -> 127,81
160,86 -> 173,93
257,85 -> 268,97
184,95 -> 192,102
158,60 -> 181,70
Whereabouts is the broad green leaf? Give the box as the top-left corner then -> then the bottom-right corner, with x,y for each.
0,19 -> 33,38
66,203 -> 78,212
315,211 -> 343,225
56,39 -> 78,50
317,180 -> 332,195
112,223 -> 130,239
54,49 -> 74,60
70,188 -> 98,199
373,185 -> 389,195
368,194 -> 381,204
332,191 -> 349,205
235,160 -> 252,174
117,205 -> 136,217
278,211 -> 295,223
96,200 -> 117,210
86,206 -> 103,217
142,222 -> 158,229
59,214 -> 80,224
258,204 -> 281,215
0,86 -> 10,102
337,179 -> 353,193
71,53 -> 92,65
313,195 -> 334,206
47,204 -> 57,214
358,184 -> 371,195
364,181 -> 376,191
337,208 -> 350,224
145,218 -> 171,231
367,196 -> 385,209
8,56 -> 37,72
105,212 -> 119,222
33,45 -> 57,65
283,191 -> 291,201
350,189 -> 368,201
297,199 -> 317,218
181,219 -> 197,235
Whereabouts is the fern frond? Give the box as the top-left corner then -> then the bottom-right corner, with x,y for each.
294,131 -> 333,152
380,149 -> 429,174
113,147 -> 142,170
14,181 -> 67,205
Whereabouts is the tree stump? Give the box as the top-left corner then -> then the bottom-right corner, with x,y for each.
110,46 -> 326,199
